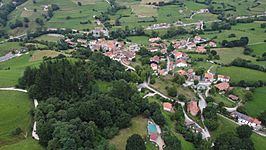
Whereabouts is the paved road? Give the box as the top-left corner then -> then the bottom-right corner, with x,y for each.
138,82 -> 211,139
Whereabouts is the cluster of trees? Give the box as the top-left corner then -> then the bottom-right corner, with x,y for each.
203,104 -> 219,131
45,4 -> 60,20
256,52 -> 266,61
162,27 -> 188,39
144,102 -> 166,126
231,58 -> 266,72
214,125 -> 255,150
110,26 -> 146,39
258,110 -> 266,126
243,47 -> 254,56
18,53 -> 151,149
231,80 -> 266,88
174,104 -> 203,147
222,37 -> 249,48
0,0 -> 27,27
209,21 -> 231,31
126,134 -> 145,150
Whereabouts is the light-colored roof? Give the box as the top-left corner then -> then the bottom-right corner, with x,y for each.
215,82 -> 230,91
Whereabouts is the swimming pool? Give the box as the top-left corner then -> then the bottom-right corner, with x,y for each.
148,124 -> 157,133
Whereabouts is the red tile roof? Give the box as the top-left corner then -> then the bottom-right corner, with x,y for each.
215,82 -> 230,91
187,101 -> 199,116
163,102 -> 173,110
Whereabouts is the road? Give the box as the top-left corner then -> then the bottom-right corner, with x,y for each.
0,87 -> 27,93
138,82 -> 211,139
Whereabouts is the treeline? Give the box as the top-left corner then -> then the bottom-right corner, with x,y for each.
18,53 -> 150,149
0,0 -> 27,27
222,37 -> 249,48
231,58 -> 266,72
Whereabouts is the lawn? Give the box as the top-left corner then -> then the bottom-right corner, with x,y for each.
244,87 -> 266,117
216,66 -> 266,83
212,115 -> 266,150
212,94 -> 236,107
0,42 -> 23,57
95,80 -> 111,93
110,116 -> 148,150
0,53 -> 41,87
127,36 -> 150,46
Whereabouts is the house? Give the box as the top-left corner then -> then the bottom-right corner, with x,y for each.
163,102 -> 173,112
187,100 -> 200,116
217,75 -> 230,82
149,37 -> 161,43
172,51 -> 184,59
204,73 -> 214,82
195,46 -> 206,53
158,69 -> 167,76
229,94 -> 239,101
148,47 -> 159,52
91,27 -> 109,38
77,39 -> 88,47
231,111 -> 262,129
151,63 -> 158,71
128,43 -> 140,52
208,41 -> 217,47
150,56 -> 160,64
177,69 -> 187,76
215,82 -> 230,91
176,60 -> 188,67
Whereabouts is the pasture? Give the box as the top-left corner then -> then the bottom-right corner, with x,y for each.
35,34 -> 63,42
29,50 -> 62,61
0,53 -> 41,87
216,66 -> 266,83
249,43 -> 266,56
110,116 -> 148,150
0,91 -> 31,146
0,138 -> 44,150
244,87 -> 266,117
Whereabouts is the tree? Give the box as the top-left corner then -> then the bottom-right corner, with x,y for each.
178,94 -> 187,102
195,67 -> 205,76
194,80 -> 199,85
77,2 -> 82,6
167,43 -> 175,53
126,134 -> 146,150
236,125 -> 253,139
258,110 -> 266,126
164,134 -> 181,150
167,86 -> 177,97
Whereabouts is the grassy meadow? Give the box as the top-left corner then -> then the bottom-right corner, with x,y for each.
244,87 -> 266,117
216,66 -> 266,83
0,42 -> 23,57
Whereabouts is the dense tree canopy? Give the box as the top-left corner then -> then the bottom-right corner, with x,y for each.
18,54 -> 149,149
126,134 -> 146,150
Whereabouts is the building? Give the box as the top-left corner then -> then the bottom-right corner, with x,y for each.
163,102 -> 173,112
231,111 -> 262,129
195,46 -> 206,53
215,82 -> 230,91
187,100 -> 200,116
177,69 -> 187,76
149,37 -> 161,43
151,63 -> 158,71
172,51 -> 184,59
217,75 -> 230,82
150,56 -> 160,64
204,73 -> 215,82
91,27 -> 109,38
176,60 -> 188,67
229,94 -> 239,101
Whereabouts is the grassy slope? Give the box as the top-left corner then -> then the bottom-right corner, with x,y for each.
0,53 -> 41,87
216,66 -> 266,83
249,43 -> 266,56
0,138 -> 44,150
110,116 -> 148,150
35,35 -> 63,42
0,91 -> 31,145
212,115 -> 266,150
244,87 -> 266,117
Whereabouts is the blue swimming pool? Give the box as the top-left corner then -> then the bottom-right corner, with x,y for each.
148,124 -> 157,133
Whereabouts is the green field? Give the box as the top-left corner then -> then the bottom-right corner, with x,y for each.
212,115 -> 266,150
249,43 -> 266,56
35,34 -> 63,42
213,94 -> 236,107
244,87 -> 266,117
0,53 -> 41,87
110,116 -> 148,150
127,36 -> 150,46
203,22 -> 266,46
0,138 -> 44,150
0,42 -> 23,57
216,66 -> 266,83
